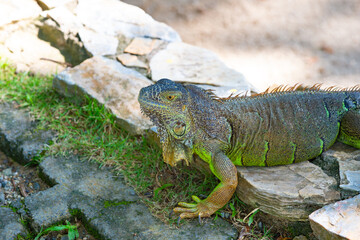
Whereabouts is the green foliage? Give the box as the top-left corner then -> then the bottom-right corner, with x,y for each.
154,183 -> 174,200
34,221 -> 79,240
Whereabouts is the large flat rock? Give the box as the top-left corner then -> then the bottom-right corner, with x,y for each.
236,161 -> 340,221
150,42 -> 256,97
53,56 -> 153,135
309,194 -> 360,240
25,154 -> 238,239
74,0 -> 180,56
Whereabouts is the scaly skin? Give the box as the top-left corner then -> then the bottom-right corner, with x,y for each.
138,79 -> 360,219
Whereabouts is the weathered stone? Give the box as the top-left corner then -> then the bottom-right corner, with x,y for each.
322,148 -> 360,194
0,0 -> 41,27
75,0 -> 181,43
25,184 -> 72,231
0,207 -> 28,240
69,192 -> 237,240
150,42 -> 256,97
0,103 -> 55,165
117,54 -> 148,69
0,190 -> 5,205
236,161 -> 340,221
309,194 -> 360,240
35,0 -> 76,11
125,37 -> 164,55
78,28 -> 119,56
53,56 -> 153,134
293,236 -> 308,240
38,8 -> 91,66
0,19 -> 66,75
26,154 -> 238,239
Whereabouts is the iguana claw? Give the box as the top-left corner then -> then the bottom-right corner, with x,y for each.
173,195 -> 213,220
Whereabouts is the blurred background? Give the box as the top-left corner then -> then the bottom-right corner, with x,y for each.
124,0 -> 360,92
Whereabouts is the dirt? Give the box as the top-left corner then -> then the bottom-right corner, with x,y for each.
0,150 -> 48,205
124,0 -> 360,92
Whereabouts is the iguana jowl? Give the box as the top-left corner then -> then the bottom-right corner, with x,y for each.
138,79 -> 360,219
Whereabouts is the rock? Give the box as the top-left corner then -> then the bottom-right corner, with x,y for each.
38,7 -> 91,66
236,161 -> 340,221
35,0 -> 77,11
75,0 -> 181,43
0,103 -> 55,165
25,184 -> 72,230
0,207 -> 28,239
0,190 -> 5,205
0,0 -> 41,26
117,54 -> 148,69
25,154 -> 237,239
70,191 -> 237,240
78,28 -> 119,56
293,236 -> 308,240
2,168 -> 12,176
321,147 -> 360,194
0,19 -> 66,75
53,56 -> 153,135
124,37 -> 164,55
150,42 -> 256,97
309,194 -> 360,240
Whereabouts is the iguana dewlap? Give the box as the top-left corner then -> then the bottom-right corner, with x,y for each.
138,79 -> 360,219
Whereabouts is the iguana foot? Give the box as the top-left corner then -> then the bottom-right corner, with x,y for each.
173,195 -> 215,219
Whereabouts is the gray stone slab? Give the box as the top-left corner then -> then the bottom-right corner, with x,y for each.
69,192 -> 237,240
26,154 -> 238,239
0,207 -> 27,240
0,103 -> 55,165
25,184 -> 72,231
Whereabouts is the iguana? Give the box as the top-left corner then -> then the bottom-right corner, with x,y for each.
138,78 -> 360,220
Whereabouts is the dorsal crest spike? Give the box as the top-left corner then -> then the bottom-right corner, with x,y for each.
218,83 -> 360,101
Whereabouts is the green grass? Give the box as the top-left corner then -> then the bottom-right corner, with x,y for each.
0,58 -> 280,239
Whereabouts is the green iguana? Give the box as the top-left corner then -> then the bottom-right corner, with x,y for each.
138,78 -> 360,220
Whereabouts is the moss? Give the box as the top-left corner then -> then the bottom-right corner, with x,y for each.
103,200 -> 135,208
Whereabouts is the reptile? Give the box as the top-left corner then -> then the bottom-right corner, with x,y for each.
138,78 -> 360,220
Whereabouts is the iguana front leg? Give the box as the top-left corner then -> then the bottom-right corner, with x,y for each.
173,149 -> 238,219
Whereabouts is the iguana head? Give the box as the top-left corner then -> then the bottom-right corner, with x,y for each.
138,79 -> 193,166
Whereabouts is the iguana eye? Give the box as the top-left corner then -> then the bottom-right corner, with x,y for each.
166,95 -> 176,101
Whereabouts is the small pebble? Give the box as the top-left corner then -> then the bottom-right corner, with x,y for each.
61,235 -> 69,240
33,182 -> 40,191
0,191 -> 5,204
0,179 -> 6,188
2,167 -> 13,176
